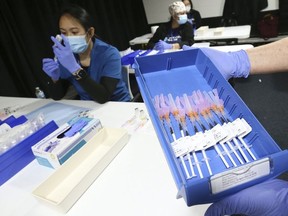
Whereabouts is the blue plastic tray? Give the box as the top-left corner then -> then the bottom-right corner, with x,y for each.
134,49 -> 288,206
0,121 -> 58,186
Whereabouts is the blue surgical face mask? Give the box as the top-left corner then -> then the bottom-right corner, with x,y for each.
177,14 -> 188,25
67,35 -> 88,54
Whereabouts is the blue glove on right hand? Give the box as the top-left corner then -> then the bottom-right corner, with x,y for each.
42,58 -> 60,81
182,45 -> 251,80
205,179 -> 288,216
154,40 -> 173,51
51,34 -> 81,74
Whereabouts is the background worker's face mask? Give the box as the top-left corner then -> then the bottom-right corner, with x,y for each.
177,14 -> 188,25
67,34 -> 89,54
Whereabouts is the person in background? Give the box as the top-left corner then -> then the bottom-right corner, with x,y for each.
42,4 -> 131,103
184,38 -> 288,216
147,1 -> 194,52
182,0 -> 202,32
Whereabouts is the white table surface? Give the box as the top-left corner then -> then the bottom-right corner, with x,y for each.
129,25 -> 251,46
209,44 -> 254,52
0,97 -> 211,216
192,43 -> 253,51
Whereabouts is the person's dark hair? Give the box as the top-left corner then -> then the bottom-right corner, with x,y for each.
59,4 -> 93,31
182,0 -> 194,9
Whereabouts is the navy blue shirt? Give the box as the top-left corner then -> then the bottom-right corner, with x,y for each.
147,21 -> 194,49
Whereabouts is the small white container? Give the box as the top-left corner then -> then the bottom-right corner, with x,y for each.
195,26 -> 209,36
213,27 -> 225,36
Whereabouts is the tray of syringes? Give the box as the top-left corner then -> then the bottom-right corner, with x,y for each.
133,48 -> 288,206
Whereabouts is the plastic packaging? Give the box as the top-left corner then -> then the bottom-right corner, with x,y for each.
0,113 -> 45,155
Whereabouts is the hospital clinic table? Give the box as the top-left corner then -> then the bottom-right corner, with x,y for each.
129,25 -> 251,48
0,97 -> 210,216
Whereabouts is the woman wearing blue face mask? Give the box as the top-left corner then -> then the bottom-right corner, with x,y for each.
42,4 -> 131,103
147,1 -> 194,52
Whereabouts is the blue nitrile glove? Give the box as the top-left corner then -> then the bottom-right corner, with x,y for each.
64,119 -> 88,137
153,40 -> 173,51
182,45 -> 194,50
205,179 -> 288,216
51,34 -> 81,74
42,58 -> 60,81
182,45 -> 251,80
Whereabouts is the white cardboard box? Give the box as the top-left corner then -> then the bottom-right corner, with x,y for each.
31,117 -> 102,168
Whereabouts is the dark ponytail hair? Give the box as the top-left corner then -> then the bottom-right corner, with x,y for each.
182,0 -> 194,9
59,4 -> 92,31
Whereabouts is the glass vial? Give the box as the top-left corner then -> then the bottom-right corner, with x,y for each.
35,87 -> 46,99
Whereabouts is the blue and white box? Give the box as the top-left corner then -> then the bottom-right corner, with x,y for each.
32,117 -> 102,169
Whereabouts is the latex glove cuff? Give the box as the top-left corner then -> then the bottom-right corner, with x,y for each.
229,50 -> 251,79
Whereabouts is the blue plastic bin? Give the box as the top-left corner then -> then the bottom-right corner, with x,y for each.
0,121 -> 59,186
134,49 -> 288,206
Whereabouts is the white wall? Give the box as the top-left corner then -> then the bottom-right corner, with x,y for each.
143,0 -> 279,24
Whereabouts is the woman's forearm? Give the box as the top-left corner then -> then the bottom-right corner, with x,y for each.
246,37 -> 288,75
77,75 -> 118,104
